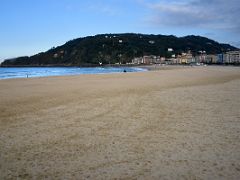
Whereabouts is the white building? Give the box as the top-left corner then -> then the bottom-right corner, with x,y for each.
224,51 -> 240,63
132,56 -> 161,64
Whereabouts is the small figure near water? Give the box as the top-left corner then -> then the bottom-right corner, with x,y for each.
123,69 -> 127,73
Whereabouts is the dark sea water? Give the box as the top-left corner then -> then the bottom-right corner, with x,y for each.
0,67 -> 147,79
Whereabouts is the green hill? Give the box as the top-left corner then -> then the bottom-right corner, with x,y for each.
1,33 -> 238,66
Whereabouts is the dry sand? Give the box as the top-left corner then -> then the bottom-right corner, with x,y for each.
0,66 -> 240,179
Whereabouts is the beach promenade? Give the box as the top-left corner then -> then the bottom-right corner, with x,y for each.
0,66 -> 240,179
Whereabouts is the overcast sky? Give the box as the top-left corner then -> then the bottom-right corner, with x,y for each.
0,0 -> 239,61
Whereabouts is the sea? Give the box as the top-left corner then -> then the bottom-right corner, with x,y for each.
0,67 -> 147,79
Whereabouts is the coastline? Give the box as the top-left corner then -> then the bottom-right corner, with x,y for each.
0,66 -> 147,80
1,64 -> 236,80
0,66 -> 240,179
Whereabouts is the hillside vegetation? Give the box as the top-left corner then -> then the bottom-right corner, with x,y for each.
1,33 -> 237,66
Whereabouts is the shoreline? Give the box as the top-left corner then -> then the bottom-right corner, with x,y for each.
0,64 -> 239,81
0,66 -> 147,80
1,64 -> 239,81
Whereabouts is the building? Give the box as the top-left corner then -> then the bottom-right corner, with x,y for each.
224,51 -> 240,64
132,50 -> 240,65
195,52 -> 207,63
217,54 -> 224,63
177,52 -> 194,64
132,56 -> 161,64
132,57 -> 143,64
206,54 -> 218,63
160,57 -> 166,63
149,40 -> 155,44
143,56 -> 161,64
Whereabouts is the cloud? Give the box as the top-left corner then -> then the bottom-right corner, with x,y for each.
144,0 -> 240,33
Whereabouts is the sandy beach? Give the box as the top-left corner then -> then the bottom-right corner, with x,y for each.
0,66 -> 240,179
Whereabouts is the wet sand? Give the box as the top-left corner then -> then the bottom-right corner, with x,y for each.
0,66 -> 240,179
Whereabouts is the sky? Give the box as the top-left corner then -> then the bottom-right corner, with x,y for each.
0,0 -> 240,62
